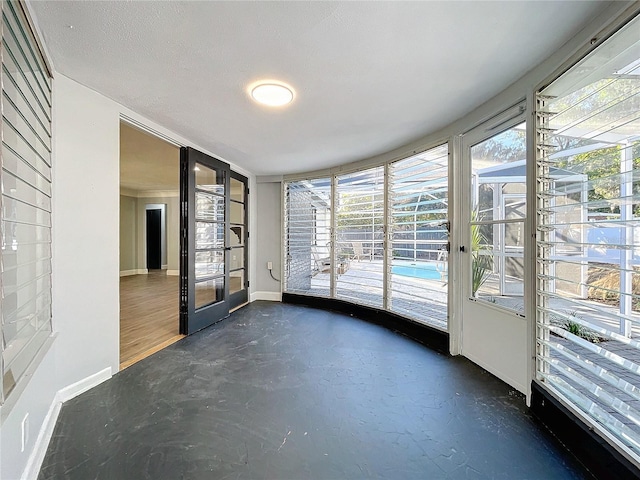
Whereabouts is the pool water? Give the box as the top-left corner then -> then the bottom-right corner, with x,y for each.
392,263 -> 443,280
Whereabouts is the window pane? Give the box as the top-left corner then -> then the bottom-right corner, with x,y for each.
194,250 -> 224,280
470,123 -> 526,309
196,191 -> 224,222
537,13 -> 640,462
195,277 -> 224,309
195,163 -> 224,195
230,270 -> 244,294
284,178 -> 331,297
230,177 -> 244,202
389,144 -> 449,330
195,222 -> 224,249
335,167 -> 385,308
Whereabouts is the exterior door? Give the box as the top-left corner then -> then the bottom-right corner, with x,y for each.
459,104 -> 529,394
180,147 -> 230,334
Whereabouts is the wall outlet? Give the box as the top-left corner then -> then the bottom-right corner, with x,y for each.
21,413 -> 29,452
267,261 -> 273,270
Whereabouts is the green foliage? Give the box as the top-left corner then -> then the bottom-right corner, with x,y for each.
471,210 -> 492,296
556,141 -> 640,215
563,318 -> 601,344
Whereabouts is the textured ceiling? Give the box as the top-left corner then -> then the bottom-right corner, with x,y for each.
32,1 -> 610,175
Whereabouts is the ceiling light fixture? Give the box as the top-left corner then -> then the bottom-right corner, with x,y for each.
249,81 -> 294,107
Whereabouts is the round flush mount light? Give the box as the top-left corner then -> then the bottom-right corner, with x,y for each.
249,81 -> 294,107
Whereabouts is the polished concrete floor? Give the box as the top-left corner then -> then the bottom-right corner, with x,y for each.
39,302 -> 591,479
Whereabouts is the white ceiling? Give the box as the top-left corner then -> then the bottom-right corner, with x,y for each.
32,1 -> 611,176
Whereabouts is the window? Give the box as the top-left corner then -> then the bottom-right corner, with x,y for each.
389,145 -> 449,328
470,122 -> 527,311
1,0 -> 53,403
536,13 -> 640,461
283,144 -> 449,330
284,178 -> 331,297
335,167 -> 385,308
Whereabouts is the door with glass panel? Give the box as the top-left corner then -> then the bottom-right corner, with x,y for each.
180,147 -> 230,334
229,172 -> 248,309
460,106 -> 529,393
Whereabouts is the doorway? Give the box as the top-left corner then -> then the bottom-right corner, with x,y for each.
458,103 -> 529,394
147,209 -> 162,269
145,203 -> 167,270
119,121 -> 184,369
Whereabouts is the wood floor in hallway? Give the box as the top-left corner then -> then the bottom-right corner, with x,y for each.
119,271 -> 184,369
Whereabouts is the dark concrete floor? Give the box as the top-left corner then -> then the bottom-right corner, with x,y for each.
39,301 -> 592,479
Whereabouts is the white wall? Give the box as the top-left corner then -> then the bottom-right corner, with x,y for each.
253,180 -> 282,301
1,73 -> 121,480
0,73 -> 258,479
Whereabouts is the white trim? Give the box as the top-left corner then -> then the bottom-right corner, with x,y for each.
251,291 -> 282,302
166,270 -> 179,276
119,269 -> 148,277
56,368 -> 112,403
21,367 -> 112,480
137,190 -> 179,198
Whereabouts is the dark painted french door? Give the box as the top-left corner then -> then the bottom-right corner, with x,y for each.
180,147 -> 231,334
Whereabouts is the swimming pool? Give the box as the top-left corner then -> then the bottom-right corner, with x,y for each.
392,262 -> 443,280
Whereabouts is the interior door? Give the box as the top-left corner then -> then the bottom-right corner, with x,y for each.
180,147 -> 231,335
459,105 -> 529,394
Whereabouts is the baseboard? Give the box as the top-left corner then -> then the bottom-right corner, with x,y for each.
119,269 -> 148,277
250,291 -> 282,302
22,367 -> 112,480
282,293 -> 450,355
162,264 -> 168,269
166,270 -> 179,276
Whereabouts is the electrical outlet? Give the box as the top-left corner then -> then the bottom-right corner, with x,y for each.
267,261 -> 273,270
21,413 -> 29,452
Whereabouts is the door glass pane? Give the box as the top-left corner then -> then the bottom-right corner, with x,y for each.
230,247 -> 245,270
229,226 -> 244,246
389,144 -> 449,330
336,167 -> 385,308
230,177 -> 244,202
195,277 -> 224,309
470,123 -> 526,311
230,201 -> 244,224
195,250 -> 224,280
230,270 -> 244,294
196,192 -> 224,221
196,163 -> 225,195
195,222 -> 224,249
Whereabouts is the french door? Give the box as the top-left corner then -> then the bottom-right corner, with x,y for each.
180,147 -> 231,334
229,171 -> 249,309
459,104 -> 530,393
